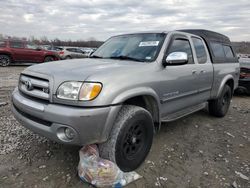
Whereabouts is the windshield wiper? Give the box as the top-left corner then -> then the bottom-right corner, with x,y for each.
109,55 -> 144,62
90,55 -> 103,58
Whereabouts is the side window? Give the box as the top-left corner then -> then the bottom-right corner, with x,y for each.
223,45 -> 234,58
66,48 -> 75,52
0,41 -> 6,47
10,41 -> 23,48
167,38 -> 194,64
75,49 -> 83,53
191,37 -> 207,64
26,43 -> 38,50
211,42 -> 225,58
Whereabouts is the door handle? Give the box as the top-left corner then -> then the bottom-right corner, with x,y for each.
192,70 -> 197,74
200,70 -> 206,74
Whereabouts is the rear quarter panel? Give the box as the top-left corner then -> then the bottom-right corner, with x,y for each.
211,63 -> 239,98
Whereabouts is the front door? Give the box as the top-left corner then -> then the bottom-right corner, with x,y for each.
9,41 -> 25,62
22,43 -> 44,62
159,34 -> 200,117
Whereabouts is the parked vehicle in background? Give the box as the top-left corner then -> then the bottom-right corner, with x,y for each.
0,39 -> 60,66
79,47 -> 97,57
58,47 -> 88,59
12,30 -> 239,172
236,58 -> 250,95
41,45 -> 63,52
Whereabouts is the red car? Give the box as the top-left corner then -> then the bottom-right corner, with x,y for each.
0,39 -> 60,66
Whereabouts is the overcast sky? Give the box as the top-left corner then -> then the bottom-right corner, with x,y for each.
0,0 -> 249,41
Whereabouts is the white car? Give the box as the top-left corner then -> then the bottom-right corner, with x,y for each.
58,47 -> 88,59
79,47 -> 97,57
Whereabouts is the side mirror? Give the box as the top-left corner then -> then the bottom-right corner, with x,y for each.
163,52 -> 188,66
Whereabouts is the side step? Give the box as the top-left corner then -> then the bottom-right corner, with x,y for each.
161,102 -> 207,122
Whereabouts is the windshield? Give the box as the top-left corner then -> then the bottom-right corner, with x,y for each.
91,33 -> 166,62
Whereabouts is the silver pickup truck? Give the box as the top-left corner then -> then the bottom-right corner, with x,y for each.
11,29 -> 239,172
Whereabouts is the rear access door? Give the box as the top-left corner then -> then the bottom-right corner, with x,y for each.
190,36 -> 213,102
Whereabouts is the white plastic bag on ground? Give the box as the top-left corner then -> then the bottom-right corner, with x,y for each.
78,145 -> 142,187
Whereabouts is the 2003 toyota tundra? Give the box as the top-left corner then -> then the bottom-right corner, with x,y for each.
12,30 -> 239,171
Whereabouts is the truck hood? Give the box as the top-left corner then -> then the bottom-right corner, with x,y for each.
24,58 -> 148,83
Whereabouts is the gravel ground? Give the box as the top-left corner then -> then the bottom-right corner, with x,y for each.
0,66 -> 249,188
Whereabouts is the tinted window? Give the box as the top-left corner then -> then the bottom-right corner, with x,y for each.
223,45 -> 234,58
75,49 -> 83,53
192,37 -> 207,64
0,41 -> 6,47
211,42 -> 225,58
66,48 -> 76,52
10,41 -> 23,48
168,38 -> 194,64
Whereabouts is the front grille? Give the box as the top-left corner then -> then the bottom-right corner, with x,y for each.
14,104 -> 52,127
19,74 -> 50,101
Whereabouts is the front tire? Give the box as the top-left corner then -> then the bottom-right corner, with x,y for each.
209,85 -> 232,117
99,105 -> 154,172
0,55 -> 11,66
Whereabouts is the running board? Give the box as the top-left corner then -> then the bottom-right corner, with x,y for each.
161,102 -> 207,122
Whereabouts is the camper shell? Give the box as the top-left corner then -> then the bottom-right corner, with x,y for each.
179,29 -> 238,64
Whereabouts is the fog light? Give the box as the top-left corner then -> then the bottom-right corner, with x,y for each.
64,127 -> 75,140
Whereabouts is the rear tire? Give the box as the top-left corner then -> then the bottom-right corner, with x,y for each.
99,105 -> 154,172
247,90 -> 250,96
44,56 -> 54,62
0,55 -> 11,67
209,85 -> 232,117
65,56 -> 72,59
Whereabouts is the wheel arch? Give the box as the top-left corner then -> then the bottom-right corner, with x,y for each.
44,55 -> 56,61
112,87 -> 161,130
0,52 -> 13,60
216,75 -> 234,98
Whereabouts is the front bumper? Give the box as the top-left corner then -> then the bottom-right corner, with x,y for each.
11,88 -> 121,145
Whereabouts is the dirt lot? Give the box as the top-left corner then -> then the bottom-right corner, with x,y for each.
0,66 -> 249,188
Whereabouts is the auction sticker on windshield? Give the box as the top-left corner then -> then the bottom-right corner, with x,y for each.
139,41 -> 159,47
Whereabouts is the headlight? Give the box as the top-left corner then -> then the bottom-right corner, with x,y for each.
57,81 -> 102,101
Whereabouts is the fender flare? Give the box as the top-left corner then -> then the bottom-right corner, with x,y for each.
112,87 -> 161,122
216,74 -> 234,98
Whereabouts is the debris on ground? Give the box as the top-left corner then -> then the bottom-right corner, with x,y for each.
0,102 -> 8,107
78,145 -> 141,187
235,171 -> 249,181
225,131 -> 235,138
232,181 -> 238,188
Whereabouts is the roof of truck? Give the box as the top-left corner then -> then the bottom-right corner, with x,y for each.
178,29 -> 238,63
117,30 -> 231,43
178,29 -> 231,45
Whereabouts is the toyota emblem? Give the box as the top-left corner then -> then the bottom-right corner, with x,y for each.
24,80 -> 33,91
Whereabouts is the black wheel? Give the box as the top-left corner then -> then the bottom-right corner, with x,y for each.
209,85 -> 232,117
44,56 -> 54,62
65,56 -> 72,59
0,55 -> 11,66
99,105 -> 154,172
246,89 -> 250,96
